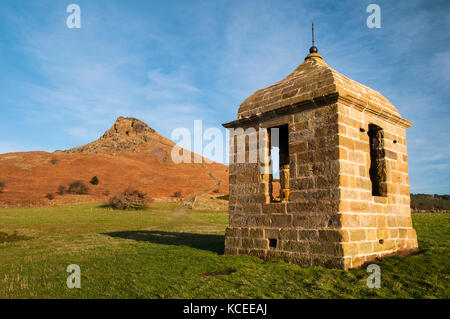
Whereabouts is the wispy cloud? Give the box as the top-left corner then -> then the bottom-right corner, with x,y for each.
0,142 -> 27,154
0,1 -> 209,143
433,50 -> 450,87
65,127 -> 100,141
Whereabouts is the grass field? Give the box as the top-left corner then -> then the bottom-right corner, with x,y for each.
0,203 -> 448,298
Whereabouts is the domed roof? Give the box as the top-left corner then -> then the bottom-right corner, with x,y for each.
237,52 -> 400,120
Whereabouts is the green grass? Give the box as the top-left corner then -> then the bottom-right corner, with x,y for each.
0,203 -> 448,299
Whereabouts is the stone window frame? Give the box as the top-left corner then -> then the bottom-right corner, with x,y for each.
261,124 -> 290,203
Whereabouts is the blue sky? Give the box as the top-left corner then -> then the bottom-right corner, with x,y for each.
0,0 -> 448,194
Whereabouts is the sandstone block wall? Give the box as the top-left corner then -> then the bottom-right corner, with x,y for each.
336,102 -> 418,269
225,104 -> 348,269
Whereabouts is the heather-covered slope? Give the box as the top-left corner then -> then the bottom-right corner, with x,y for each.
0,117 -> 228,207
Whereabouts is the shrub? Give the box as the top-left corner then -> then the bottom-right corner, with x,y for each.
50,157 -> 58,165
45,193 -> 54,200
89,176 -> 99,185
217,194 -> 229,201
67,181 -> 89,195
0,181 -> 4,194
108,188 -> 151,210
417,201 -> 433,211
172,191 -> 182,198
57,185 -> 66,195
213,189 -> 219,194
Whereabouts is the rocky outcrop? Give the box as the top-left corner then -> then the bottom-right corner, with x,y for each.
63,117 -> 175,154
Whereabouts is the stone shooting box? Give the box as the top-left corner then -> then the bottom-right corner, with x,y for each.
222,32 -> 418,270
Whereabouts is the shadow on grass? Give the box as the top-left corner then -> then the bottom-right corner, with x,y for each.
0,231 -> 31,244
103,230 -> 224,254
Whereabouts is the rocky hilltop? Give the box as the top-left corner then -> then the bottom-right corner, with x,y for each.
63,117 -> 175,154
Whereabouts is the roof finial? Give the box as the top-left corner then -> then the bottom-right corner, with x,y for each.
309,22 -> 318,54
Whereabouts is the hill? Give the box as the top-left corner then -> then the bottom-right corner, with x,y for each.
0,117 -> 228,207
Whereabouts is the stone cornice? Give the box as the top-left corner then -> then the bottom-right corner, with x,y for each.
337,94 -> 412,128
223,93 -> 339,128
223,92 -> 412,129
